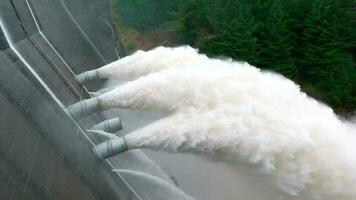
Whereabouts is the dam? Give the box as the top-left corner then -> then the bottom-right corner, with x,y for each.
0,0 -> 186,199
4,1 -> 352,200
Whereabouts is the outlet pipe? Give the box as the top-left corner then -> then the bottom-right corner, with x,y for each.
67,97 -> 101,119
92,118 -> 123,132
89,92 -> 101,97
92,137 -> 128,160
75,69 -> 99,85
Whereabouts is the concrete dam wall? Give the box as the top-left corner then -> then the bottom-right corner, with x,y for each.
0,1 -> 181,199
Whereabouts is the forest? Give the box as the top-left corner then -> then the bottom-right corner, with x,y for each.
112,0 -> 356,114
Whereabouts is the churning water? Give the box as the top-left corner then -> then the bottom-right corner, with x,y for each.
96,46 -> 356,200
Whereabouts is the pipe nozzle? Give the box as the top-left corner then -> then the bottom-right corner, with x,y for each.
75,69 -> 99,85
92,118 -> 123,132
92,137 -> 128,160
67,97 -> 101,119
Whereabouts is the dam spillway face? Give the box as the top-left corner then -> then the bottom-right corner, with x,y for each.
0,1 -> 188,200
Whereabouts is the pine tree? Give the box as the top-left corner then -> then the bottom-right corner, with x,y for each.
174,0 -> 210,46
300,0 -> 352,108
201,0 -> 260,64
254,0 -> 296,78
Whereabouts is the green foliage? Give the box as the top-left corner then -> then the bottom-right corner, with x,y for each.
298,0 -> 355,108
125,42 -> 137,53
112,0 -> 356,112
174,0 -> 356,111
201,0 -> 260,65
112,0 -> 179,31
173,0 -> 211,45
254,0 -> 296,78
174,0 -> 298,77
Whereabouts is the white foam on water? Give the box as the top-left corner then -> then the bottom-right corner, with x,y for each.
97,46 -> 211,80
98,46 -> 356,200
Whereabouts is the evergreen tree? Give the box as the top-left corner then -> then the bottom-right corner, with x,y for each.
201,0 -> 260,64
300,0 -> 353,108
174,0 -> 210,46
254,0 -> 296,78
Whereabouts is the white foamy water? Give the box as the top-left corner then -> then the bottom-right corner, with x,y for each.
96,46 -> 210,80
97,46 -> 356,200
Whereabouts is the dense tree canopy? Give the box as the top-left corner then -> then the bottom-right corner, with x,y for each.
113,0 -> 356,113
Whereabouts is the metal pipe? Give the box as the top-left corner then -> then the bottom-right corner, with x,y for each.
75,69 -> 99,85
67,97 -> 101,119
92,137 -> 128,160
92,118 -> 123,132
89,91 -> 101,97
86,129 -> 118,139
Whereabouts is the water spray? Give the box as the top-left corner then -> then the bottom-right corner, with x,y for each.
75,46 -> 210,85
92,137 -> 128,160
81,46 -> 356,199
92,117 -> 123,132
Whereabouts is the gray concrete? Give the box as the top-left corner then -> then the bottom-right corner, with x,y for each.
0,1 -> 186,199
